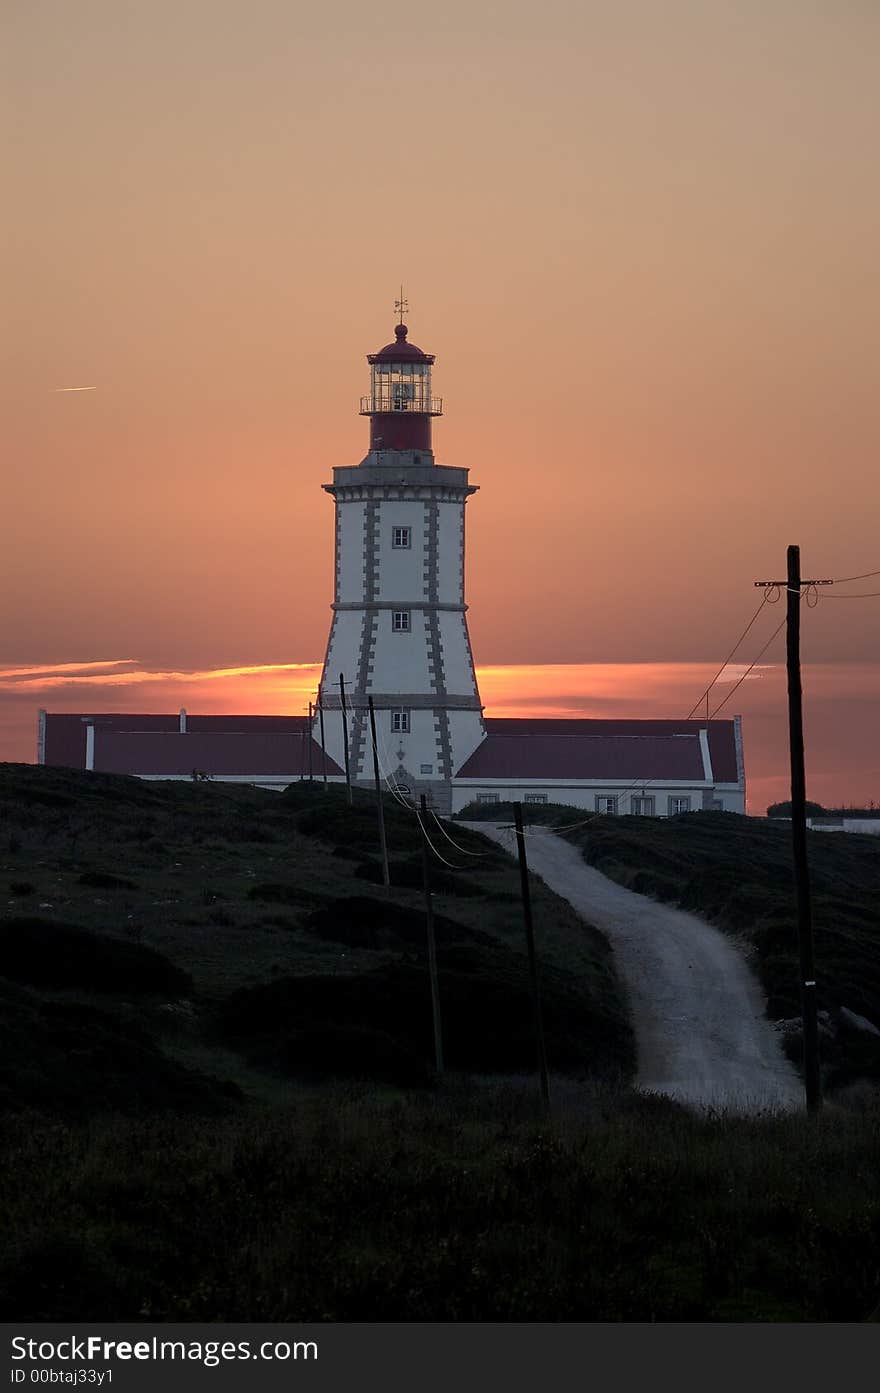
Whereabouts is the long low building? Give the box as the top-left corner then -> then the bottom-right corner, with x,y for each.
37,709 -> 745,815
451,716 -> 744,815
37,711 -> 343,790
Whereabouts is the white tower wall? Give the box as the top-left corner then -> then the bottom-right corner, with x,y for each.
316,457 -> 485,810
336,500 -> 367,601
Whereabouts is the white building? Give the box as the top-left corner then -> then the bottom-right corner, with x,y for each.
38,308 -> 746,817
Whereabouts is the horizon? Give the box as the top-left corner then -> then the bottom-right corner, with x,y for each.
5,657 -> 880,817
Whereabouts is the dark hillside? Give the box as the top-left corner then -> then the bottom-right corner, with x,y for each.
0,764 -> 634,1111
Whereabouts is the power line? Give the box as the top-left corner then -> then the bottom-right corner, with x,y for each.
712,612 -> 785,718
414,803 -> 469,870
429,807 -> 494,858
831,567 -> 880,583
685,591 -> 770,719
819,590 -> 880,599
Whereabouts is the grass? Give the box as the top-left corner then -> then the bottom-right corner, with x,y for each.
2,1083 -> 880,1322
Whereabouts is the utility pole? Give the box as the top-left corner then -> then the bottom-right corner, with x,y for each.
513,802 -> 551,1112
368,696 -> 390,887
755,547 -> 832,1113
307,702 -> 314,782
338,674 -> 353,806
419,795 -> 444,1074
317,695 -> 328,785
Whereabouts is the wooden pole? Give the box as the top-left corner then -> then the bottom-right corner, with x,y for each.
307,702 -> 314,782
299,716 -> 305,779
318,696 -> 327,785
786,544 -> 821,1112
338,674 -> 353,806
419,794 -> 444,1074
513,802 -> 551,1111
368,696 -> 390,888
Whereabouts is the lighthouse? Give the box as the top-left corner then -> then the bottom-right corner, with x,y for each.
315,303 -> 486,810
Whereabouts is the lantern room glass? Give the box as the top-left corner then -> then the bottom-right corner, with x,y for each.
369,361 -> 432,412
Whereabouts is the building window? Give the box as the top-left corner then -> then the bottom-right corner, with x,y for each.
392,610 -> 410,632
392,526 -> 411,549
477,794 -> 500,804
595,795 -> 618,815
420,763 -> 433,775
391,710 -> 410,733
524,793 -> 547,804
632,796 -> 655,816
668,796 -> 691,815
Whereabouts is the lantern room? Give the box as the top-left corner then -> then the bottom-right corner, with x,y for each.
360,322 -> 443,451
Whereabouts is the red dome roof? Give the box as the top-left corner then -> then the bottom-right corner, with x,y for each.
367,323 -> 435,365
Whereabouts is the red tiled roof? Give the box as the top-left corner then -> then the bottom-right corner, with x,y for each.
41,712 -> 739,786
93,730 -> 342,778
456,732 -> 702,781
456,719 -> 740,783
43,713 -> 179,769
42,713 -> 317,772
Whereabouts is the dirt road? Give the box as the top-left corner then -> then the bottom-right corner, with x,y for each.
463,822 -> 803,1113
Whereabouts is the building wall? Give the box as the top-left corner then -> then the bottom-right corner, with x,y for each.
336,499 -> 366,602
802,818 -> 880,836
436,499 -> 465,604
451,780 -> 745,815
374,499 -> 426,600
447,708 -> 487,773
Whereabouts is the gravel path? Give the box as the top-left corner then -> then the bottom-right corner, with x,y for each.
462,822 -> 803,1113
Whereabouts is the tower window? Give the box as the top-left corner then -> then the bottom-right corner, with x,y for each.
668,796 -> 691,815
392,610 -> 410,632
392,527 -> 411,549
391,710 -> 410,733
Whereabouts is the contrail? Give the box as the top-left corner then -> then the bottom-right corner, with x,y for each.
53,386 -> 98,392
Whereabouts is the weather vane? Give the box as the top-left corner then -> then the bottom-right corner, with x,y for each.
395,286 -> 408,325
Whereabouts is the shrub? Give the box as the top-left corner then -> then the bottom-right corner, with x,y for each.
0,982 -> 240,1118
78,871 -> 139,890
354,857 -> 483,896
0,918 -> 193,997
211,943 -> 634,1080
247,883 -> 324,909
300,896 -> 493,952
262,1024 -> 432,1087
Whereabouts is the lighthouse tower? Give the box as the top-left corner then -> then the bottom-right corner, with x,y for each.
315,305 -> 486,810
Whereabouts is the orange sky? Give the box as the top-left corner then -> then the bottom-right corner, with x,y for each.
3,2 -> 879,802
